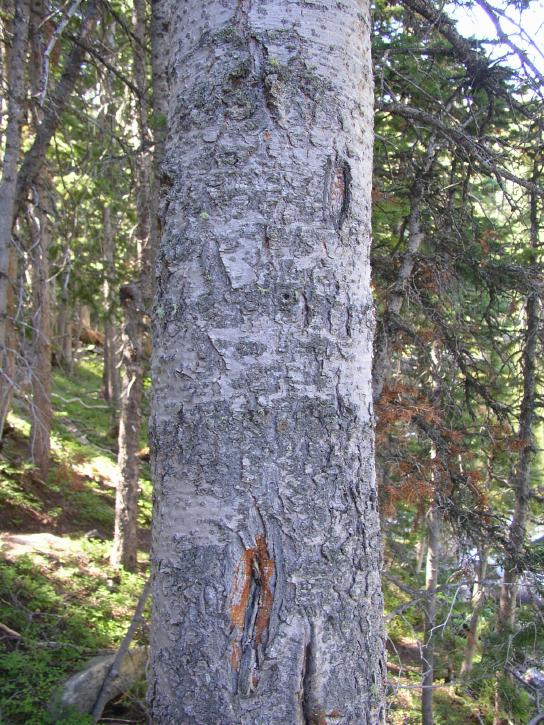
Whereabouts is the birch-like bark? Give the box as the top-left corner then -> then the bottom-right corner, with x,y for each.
497,185 -> 539,633
0,0 -> 30,439
149,2 -> 385,722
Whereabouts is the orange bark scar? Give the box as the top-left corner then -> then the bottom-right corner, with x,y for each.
229,548 -> 254,631
228,534 -> 275,672
254,534 -> 274,646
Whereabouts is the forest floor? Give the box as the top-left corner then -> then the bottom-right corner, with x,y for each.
0,352 -> 150,724
0,352 -> 509,723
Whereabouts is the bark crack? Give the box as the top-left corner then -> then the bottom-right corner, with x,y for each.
228,535 -> 275,694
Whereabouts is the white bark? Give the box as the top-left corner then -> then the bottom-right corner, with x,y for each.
149,2 -> 385,722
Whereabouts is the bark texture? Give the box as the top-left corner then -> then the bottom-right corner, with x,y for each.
149,2 -> 385,723
0,0 -> 30,439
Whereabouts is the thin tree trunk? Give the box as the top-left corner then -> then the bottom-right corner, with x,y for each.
497,184 -> 539,634
1,0 -> 98,434
422,345 -> 442,725
110,0 -> 152,570
421,490 -> 440,725
148,2 -> 385,722
0,246 -> 18,436
56,264 -> 73,372
111,284 -> 144,572
57,303 -> 73,370
461,549 -> 488,676
28,181 -> 52,479
102,206 -> 120,407
13,0 -> 98,213
415,533 -> 427,576
372,133 -> 438,404
0,0 -> 30,439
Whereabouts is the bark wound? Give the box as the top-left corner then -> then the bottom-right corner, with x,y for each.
229,535 -> 275,692
324,159 -> 351,229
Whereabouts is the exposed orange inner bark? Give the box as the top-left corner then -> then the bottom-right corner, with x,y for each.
228,534 -> 275,670
254,534 -> 274,646
229,547 -> 255,631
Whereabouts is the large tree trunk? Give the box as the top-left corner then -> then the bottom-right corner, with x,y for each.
0,0 -> 30,440
148,2 -> 385,723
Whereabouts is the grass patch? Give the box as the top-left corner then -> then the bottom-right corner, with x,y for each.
0,545 -> 147,724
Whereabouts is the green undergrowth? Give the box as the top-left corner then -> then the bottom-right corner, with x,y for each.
0,352 -> 151,723
383,524 -> 539,724
0,353 -> 151,533
0,546 -> 148,724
